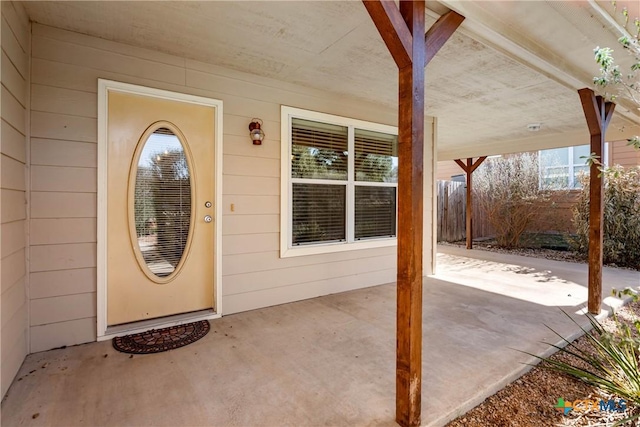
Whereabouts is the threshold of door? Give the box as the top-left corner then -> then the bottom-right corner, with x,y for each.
99,309 -> 220,341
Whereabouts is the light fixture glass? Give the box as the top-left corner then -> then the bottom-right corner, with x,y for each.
249,118 -> 265,145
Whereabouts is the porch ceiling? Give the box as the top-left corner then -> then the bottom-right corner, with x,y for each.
23,1 -> 640,159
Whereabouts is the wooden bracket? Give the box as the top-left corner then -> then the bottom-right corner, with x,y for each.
424,10 -> 465,67
362,0 -> 413,69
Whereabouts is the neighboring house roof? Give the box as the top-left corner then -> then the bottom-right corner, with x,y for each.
22,1 -> 640,158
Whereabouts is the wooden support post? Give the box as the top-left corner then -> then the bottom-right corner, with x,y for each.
364,2 -> 463,425
454,157 -> 486,249
396,2 -> 425,426
578,88 -> 615,315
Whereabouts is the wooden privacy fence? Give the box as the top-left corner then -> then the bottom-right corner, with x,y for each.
436,180 -> 493,242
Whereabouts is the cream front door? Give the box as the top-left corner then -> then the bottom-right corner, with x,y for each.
106,91 -> 215,326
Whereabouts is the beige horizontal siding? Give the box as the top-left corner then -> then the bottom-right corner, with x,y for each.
30,268 -> 96,300
32,35 -> 187,86
30,293 -> 96,326
31,192 -> 96,218
30,243 -> 96,272
0,188 -> 27,223
2,86 -> 26,134
223,254 -> 396,296
223,268 -> 396,314
221,195 -> 279,215
222,233 -> 280,256
30,218 -> 96,245
1,16 -> 28,77
1,154 -> 26,190
436,160 -> 464,181
2,277 -> 26,327
1,249 -> 25,294
2,118 -> 27,163
223,247 -> 396,276
1,219 -> 25,256
224,175 -> 279,196
31,84 -> 97,118
28,22 -> 435,349
30,139 -> 96,168
1,0 -> 29,397
222,214 -> 279,236
1,304 -> 28,379
31,165 -> 96,193
31,111 -> 96,142
30,317 -> 96,353
222,154 -> 279,177
2,51 -> 26,106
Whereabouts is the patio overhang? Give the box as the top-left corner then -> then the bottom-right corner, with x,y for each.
21,1 -> 640,158
11,1 -> 640,426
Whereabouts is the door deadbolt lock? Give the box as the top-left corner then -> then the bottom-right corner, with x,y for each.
205,201 -> 212,208
204,215 -> 212,223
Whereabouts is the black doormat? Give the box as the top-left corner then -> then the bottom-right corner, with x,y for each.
112,320 -> 210,354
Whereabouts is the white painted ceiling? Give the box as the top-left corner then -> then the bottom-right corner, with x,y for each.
22,1 -> 640,158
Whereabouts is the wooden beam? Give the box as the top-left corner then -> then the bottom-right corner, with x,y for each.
364,1 -> 463,424
424,10 -> 465,67
454,157 -> 486,249
362,0 -> 413,69
395,1 -> 425,425
578,88 -> 615,315
454,158 -> 468,172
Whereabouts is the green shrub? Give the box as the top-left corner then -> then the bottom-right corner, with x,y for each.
572,166 -> 640,269
531,311 -> 640,425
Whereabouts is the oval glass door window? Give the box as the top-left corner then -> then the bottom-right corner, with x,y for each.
132,126 -> 193,279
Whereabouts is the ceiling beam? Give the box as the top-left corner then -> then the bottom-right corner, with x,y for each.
362,0 -> 413,69
438,123 -> 640,161
424,10 -> 465,67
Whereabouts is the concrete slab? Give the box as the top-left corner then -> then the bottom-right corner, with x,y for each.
2,247 -> 638,427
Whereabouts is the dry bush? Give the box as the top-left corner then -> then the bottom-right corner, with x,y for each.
572,165 -> 640,269
473,153 -> 552,248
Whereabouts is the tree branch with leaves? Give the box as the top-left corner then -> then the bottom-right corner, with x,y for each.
593,3 -> 640,148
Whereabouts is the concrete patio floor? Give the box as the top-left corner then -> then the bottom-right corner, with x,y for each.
2,246 -> 639,427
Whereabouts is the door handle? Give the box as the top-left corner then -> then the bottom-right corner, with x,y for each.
204,215 -> 212,223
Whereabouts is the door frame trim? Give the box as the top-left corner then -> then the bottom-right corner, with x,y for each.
96,79 -> 224,340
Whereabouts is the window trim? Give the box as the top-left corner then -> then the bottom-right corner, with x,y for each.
538,143 -> 609,189
280,106 -> 398,258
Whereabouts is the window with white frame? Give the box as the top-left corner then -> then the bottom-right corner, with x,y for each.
281,107 -> 398,257
539,144 -> 608,189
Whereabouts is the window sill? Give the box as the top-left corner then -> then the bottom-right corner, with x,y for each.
280,237 -> 397,258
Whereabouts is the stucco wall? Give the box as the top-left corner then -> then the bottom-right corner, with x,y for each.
28,23 -> 437,352
1,1 -> 30,396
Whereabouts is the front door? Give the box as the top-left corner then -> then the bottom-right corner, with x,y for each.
106,90 -> 215,326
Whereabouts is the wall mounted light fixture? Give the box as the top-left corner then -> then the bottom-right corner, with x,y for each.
249,118 -> 265,145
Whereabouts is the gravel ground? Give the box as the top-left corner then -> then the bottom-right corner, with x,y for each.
443,242 -> 640,427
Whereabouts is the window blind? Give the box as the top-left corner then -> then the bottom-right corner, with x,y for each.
291,118 -> 348,180
292,183 -> 346,245
133,128 -> 191,277
354,128 -> 398,183
354,186 -> 396,240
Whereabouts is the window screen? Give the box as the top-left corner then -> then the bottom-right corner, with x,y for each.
291,118 -> 348,180
355,186 -> 396,239
292,183 -> 346,245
